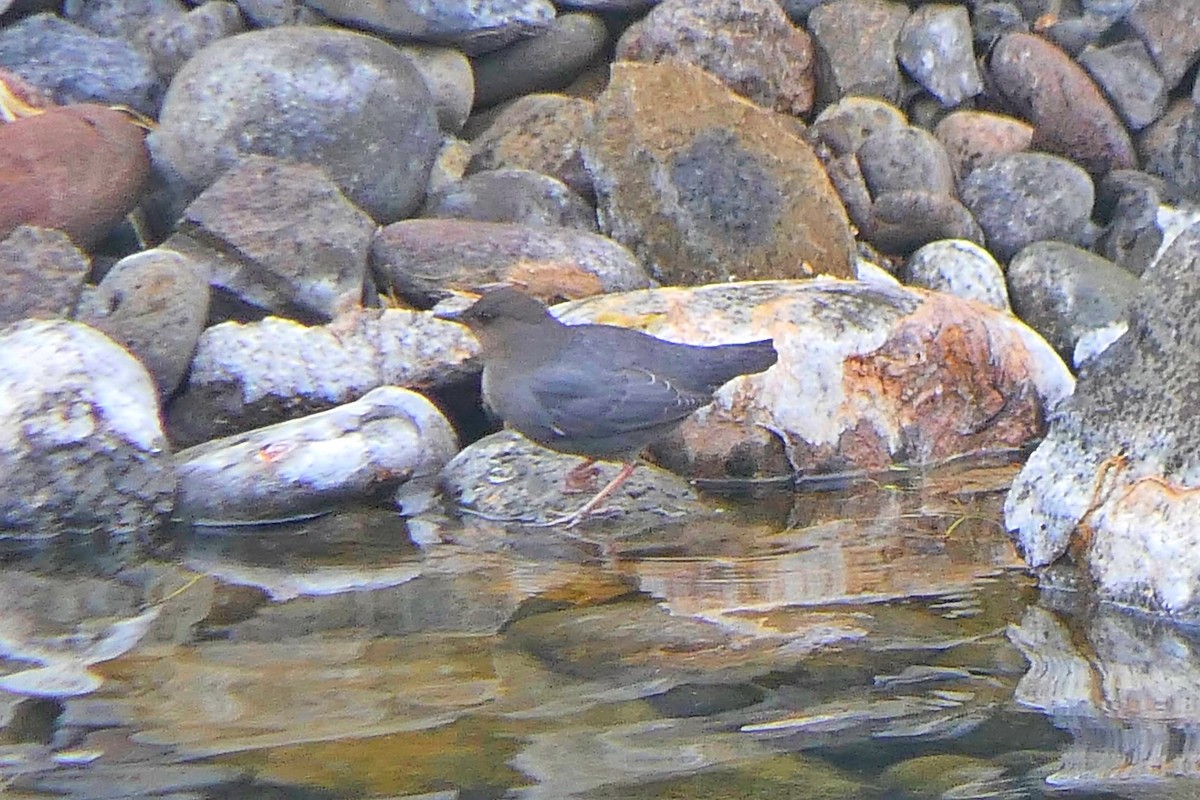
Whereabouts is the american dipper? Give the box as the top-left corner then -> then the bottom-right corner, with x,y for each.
439,288 -> 778,527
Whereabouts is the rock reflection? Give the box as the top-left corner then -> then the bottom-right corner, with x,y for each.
1010,601 -> 1200,795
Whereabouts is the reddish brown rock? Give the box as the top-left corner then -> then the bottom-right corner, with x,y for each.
616,0 -> 815,117
0,104 -> 149,247
934,110 -> 1034,179
585,61 -> 854,285
370,219 -> 652,306
988,32 -> 1135,175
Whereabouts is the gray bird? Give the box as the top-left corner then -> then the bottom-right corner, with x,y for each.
439,288 -> 778,527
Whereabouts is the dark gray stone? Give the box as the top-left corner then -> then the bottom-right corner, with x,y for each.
971,2 -> 1027,47
421,168 -> 597,231
867,190 -> 983,255
472,12 -> 607,107
142,1 -> 246,78
1007,241 -> 1139,362
0,13 -> 159,114
857,126 -> 956,198
959,152 -> 1095,260
807,0 -> 909,104
1078,39 -> 1168,132
1101,185 -> 1164,276
148,26 -> 440,224
1139,99 -> 1200,201
62,0 -> 186,39
809,95 -> 907,158
1126,0 -> 1200,90
1043,12 -> 1115,55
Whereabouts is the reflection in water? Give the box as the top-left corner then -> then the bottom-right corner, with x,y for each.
2,463 -> 1199,798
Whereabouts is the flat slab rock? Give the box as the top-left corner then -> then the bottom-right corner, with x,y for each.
1005,221 -> 1200,619
168,308 -> 478,446
176,386 -> 458,526
553,280 -> 1074,479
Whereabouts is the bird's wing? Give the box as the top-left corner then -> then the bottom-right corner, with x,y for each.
530,365 -> 711,440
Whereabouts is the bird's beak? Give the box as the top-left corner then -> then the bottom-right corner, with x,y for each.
432,307 -> 462,322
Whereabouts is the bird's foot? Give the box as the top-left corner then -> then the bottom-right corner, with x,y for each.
562,459 -> 601,494
532,504 -> 621,529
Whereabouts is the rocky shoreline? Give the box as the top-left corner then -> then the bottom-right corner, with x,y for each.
1,0 -> 1199,618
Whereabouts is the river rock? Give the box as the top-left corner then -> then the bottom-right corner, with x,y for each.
554,281 -> 1072,478
305,0 -> 555,55
867,191 -> 983,255
586,61 -> 854,285
76,249 -> 211,398
857,126 -> 956,197
896,3 -> 983,107
1125,0 -> 1200,90
467,93 -> 594,200
176,387 -> 458,526
959,152 -> 1095,261
1078,39 -> 1168,132
472,12 -> 607,108
807,0 -> 909,105
163,155 -> 375,323
903,239 -> 1011,312
420,168 -> 597,232
399,45 -> 475,134
167,309 -> 478,446
1007,242 -> 1139,366
1005,222 -> 1200,619
0,320 -> 175,543
809,96 -> 908,158
0,227 -> 89,324
0,104 -> 150,248
149,26 -> 440,224
371,219 -> 650,307
141,1 -> 245,78
934,110 -> 1033,179
615,0 -> 815,117
440,429 -> 707,530
0,13 -> 159,114
988,32 -> 1134,174
63,0 -> 186,39
1139,99 -> 1200,200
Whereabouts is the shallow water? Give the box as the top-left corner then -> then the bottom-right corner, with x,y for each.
1,458 -> 1198,799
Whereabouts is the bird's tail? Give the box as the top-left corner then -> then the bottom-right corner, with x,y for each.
701,339 -> 778,388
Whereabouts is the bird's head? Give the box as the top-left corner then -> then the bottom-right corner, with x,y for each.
436,287 -> 556,356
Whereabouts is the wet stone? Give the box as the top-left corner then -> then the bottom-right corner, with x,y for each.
0,227 -> 89,325
1078,39 -> 1168,132
857,126 -> 956,198
1139,99 -> 1200,200
867,191 -> 983,255
615,0 -> 816,117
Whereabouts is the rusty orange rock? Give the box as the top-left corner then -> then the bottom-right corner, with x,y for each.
0,104 -> 150,247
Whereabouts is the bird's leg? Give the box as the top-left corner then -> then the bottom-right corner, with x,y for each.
536,462 -> 639,529
563,457 -> 601,493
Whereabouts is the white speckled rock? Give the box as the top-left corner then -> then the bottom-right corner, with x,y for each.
168,308 -> 478,447
176,386 -> 458,525
1005,221 -> 1200,618
904,239 -> 1011,312
0,320 -> 175,546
